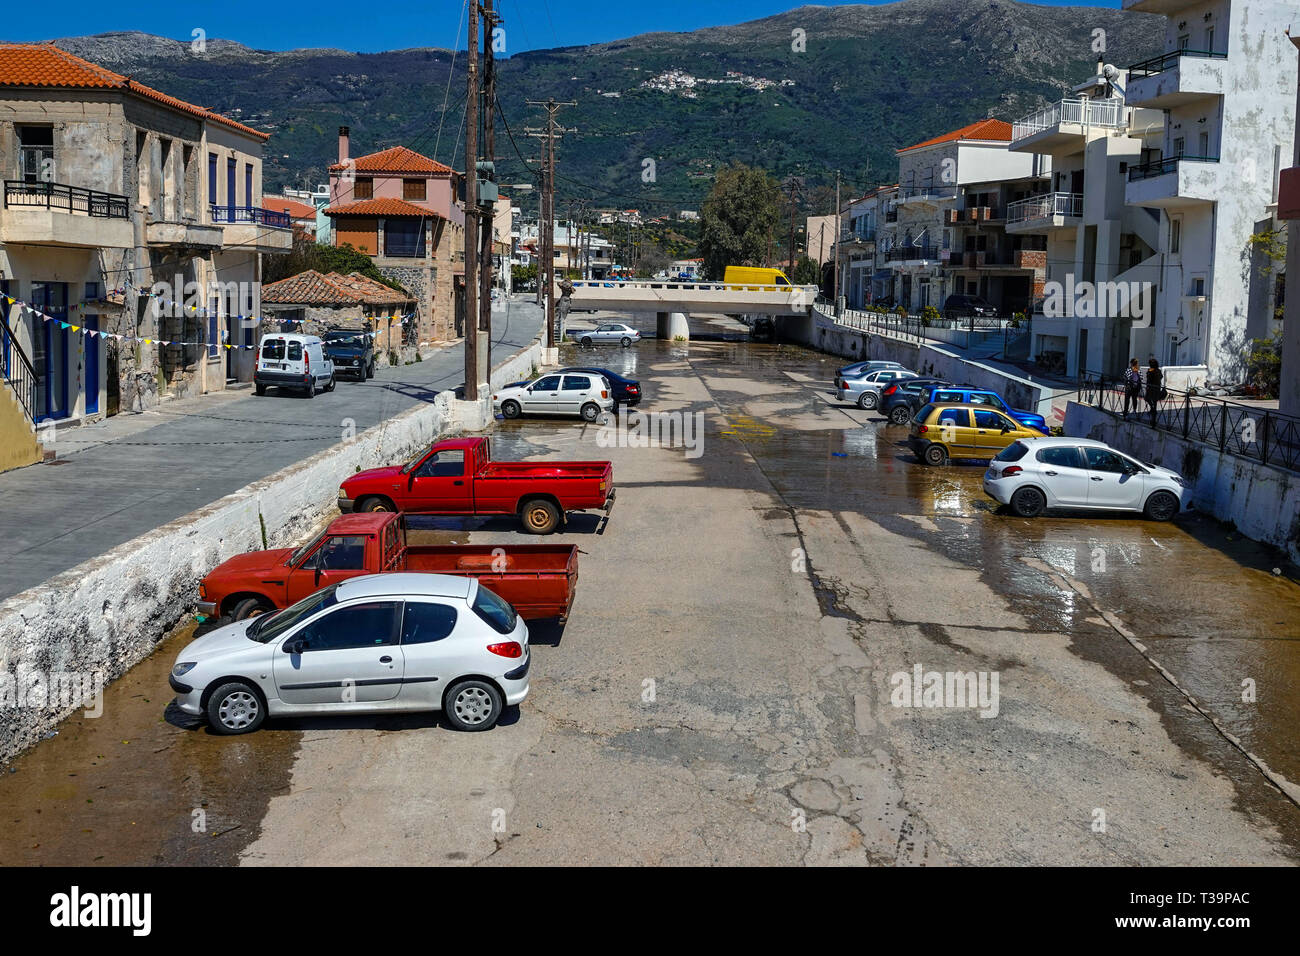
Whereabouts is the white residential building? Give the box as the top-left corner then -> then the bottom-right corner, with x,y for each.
1007,64 -> 1165,376
1122,0 -> 1299,382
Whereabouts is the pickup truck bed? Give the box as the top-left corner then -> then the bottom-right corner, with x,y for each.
403,544 -> 578,622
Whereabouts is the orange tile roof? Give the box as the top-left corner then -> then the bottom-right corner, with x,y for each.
328,145 -> 453,175
897,119 -> 1013,154
324,197 -> 442,218
262,270 -> 413,306
263,197 -> 318,220
0,42 -> 269,140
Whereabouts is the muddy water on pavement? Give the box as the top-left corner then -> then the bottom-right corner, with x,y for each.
677,338 -> 1300,834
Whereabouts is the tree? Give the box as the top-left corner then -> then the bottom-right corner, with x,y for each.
791,255 -> 820,285
698,162 -> 781,281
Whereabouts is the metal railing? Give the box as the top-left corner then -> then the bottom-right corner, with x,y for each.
1077,371 -> 1300,473
885,242 -> 941,262
1127,48 -> 1227,79
837,307 -> 1011,343
209,205 -> 292,228
4,180 -> 129,218
1011,97 -> 1126,142
1,307 -> 38,426
1007,191 -> 1083,225
897,186 -> 958,202
1127,155 -> 1220,182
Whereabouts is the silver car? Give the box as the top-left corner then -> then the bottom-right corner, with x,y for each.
569,323 -> 641,347
836,367 -> 918,409
169,573 -> 530,734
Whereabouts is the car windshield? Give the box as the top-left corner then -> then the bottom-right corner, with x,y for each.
249,585 -> 340,643
471,583 -> 518,635
288,529 -> 328,566
401,444 -> 434,475
325,332 -> 367,347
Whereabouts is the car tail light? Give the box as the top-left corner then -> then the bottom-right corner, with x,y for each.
1001,466 -> 1022,477
487,641 -> 523,658
627,385 -> 639,393
883,385 -> 899,396
601,389 -> 608,398
918,425 -> 929,434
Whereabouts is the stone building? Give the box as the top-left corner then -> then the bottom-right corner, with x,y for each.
325,129 -> 466,343
0,43 -> 291,432
259,269 -> 416,361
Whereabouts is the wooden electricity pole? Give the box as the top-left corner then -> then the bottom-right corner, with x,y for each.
524,99 -> 576,348
832,169 -> 841,310
463,0 -> 480,400
479,0 -> 499,376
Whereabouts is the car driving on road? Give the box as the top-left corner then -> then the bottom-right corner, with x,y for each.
322,328 -> 376,380
568,323 -> 641,347
493,371 -> 615,421
983,437 -> 1191,520
169,572 -> 530,735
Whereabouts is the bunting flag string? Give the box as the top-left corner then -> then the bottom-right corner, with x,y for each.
3,294 -> 418,351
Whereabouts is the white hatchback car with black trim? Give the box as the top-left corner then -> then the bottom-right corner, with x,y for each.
169,572 -> 529,734
983,436 -> 1191,520
493,371 -> 615,422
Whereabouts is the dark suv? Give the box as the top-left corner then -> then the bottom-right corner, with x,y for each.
322,329 -> 376,380
941,294 -> 997,320
879,377 -> 952,425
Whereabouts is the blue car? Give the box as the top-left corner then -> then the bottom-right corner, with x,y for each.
920,385 -> 1049,433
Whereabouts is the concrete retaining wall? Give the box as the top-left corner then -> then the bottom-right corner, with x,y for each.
0,330 -> 547,762
800,306 -> 1056,419
1065,401 -> 1300,564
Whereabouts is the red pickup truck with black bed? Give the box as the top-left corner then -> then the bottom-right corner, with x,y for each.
337,436 -> 614,535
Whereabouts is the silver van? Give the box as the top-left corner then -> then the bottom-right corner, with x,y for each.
254,333 -> 335,397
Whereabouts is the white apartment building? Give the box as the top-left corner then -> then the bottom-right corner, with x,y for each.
1007,65 -> 1165,377
1122,0 -> 1298,382
888,120 -> 1049,312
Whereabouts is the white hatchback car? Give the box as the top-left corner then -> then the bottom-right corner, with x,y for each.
169,573 -> 530,734
983,437 -> 1191,520
493,371 -> 615,422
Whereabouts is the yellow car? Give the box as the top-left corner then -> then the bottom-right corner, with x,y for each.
908,402 -> 1044,466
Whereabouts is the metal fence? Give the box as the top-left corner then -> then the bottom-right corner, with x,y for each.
837,308 -> 1012,345
4,180 -> 129,218
1,310 -> 38,425
1077,371 -> 1300,473
209,205 -> 292,228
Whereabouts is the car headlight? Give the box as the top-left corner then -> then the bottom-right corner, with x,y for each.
172,662 -> 197,678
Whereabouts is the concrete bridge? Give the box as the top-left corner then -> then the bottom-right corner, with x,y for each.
561,278 -> 820,339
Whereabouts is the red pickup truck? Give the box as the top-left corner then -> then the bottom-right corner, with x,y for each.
338,436 -> 614,535
197,511 -> 579,622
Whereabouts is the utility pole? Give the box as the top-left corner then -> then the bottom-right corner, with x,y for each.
479,0 -> 499,376
833,169 -> 841,312
524,99 -> 576,348
786,176 -> 799,275
463,0 -> 480,400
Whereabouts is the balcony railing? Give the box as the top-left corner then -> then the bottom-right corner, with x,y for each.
886,242 -> 940,262
897,186 -> 958,202
1127,48 -> 1227,79
209,205 -> 292,228
1011,97 -> 1126,142
4,180 -> 129,218
1007,191 -> 1084,225
1127,155 -> 1220,182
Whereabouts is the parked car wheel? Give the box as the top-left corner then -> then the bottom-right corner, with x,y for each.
520,498 -> 561,534
206,681 -> 265,735
580,402 -> 601,422
1144,490 -> 1179,522
921,444 -> 948,466
325,375 -> 335,392
857,391 -> 878,410
620,336 -> 632,348
254,384 -> 266,396
304,383 -> 315,398
443,679 -> 504,732
366,361 -> 375,379
501,400 -> 522,419
889,405 -> 911,425
230,597 -> 273,621
580,336 -> 593,347
360,496 -> 394,513
1010,487 -> 1047,518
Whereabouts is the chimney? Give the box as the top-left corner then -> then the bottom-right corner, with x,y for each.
338,126 -> 350,166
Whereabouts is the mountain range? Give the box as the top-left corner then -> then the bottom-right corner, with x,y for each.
48,0 -> 1165,211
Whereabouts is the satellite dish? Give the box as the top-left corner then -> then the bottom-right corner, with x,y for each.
1101,63 -> 1125,97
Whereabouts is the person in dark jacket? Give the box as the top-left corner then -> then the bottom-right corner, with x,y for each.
1145,359 -> 1163,423
1123,358 -> 1142,418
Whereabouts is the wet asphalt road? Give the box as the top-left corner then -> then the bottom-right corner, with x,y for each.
2,318 -> 1298,866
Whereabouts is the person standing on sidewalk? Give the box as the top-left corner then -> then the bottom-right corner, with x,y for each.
1145,358 -> 1164,424
1123,358 -> 1142,418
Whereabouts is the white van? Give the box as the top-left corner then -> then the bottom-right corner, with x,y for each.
254,333 -> 335,397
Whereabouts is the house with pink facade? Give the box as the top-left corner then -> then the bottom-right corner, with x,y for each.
325,127 -> 466,342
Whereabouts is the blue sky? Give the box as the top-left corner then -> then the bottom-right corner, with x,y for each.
7,0 -> 1116,54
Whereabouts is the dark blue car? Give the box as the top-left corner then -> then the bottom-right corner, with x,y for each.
920,385 -> 1049,433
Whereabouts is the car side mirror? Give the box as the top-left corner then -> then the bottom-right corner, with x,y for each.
284,638 -> 306,655
1001,425 -> 1013,433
